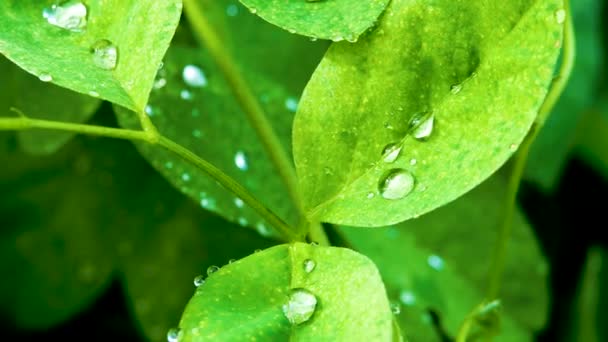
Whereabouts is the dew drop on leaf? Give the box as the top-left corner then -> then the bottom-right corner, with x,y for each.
391,302 -> 401,315
181,173 -> 191,182
255,222 -> 272,237
234,151 -> 248,171
282,288 -> 317,325
91,39 -> 118,70
378,169 -> 415,200
38,73 -> 53,82
166,328 -> 180,342
182,65 -> 207,88
410,113 -> 435,140
399,290 -> 416,306
42,0 -> 87,32
249,7 -> 257,14
450,84 -> 462,94
427,254 -> 445,271
554,9 -> 566,24
381,143 -> 402,163
366,192 -> 375,199
285,97 -> 299,112
303,259 -> 316,273
206,265 -> 220,275
180,89 -> 193,100
233,197 -> 244,208
193,275 -> 205,287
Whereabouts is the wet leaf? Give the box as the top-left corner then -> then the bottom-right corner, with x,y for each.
293,0 -> 563,226
237,0 -> 390,42
0,0 -> 182,112
338,176 -> 549,341
178,243 -> 393,341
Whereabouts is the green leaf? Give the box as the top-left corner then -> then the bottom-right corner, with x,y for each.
178,243 -> 393,341
237,0 -> 390,42
338,175 -> 549,341
0,56 -> 101,155
293,0 -> 563,226
0,0 -> 182,112
525,0 -> 605,191
115,46 -> 300,231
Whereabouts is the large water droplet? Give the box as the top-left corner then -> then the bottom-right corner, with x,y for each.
303,259 -> 316,273
166,328 -> 180,342
91,39 -> 118,70
43,1 -> 87,32
38,73 -> 53,82
378,169 -> 415,200
282,288 -> 317,325
410,113 -> 435,140
234,150 -> 248,171
182,65 -> 207,88
207,265 -> 220,275
193,275 -> 205,287
554,9 -> 566,24
382,143 -> 402,163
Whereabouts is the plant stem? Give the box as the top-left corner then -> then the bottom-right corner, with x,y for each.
182,0 -> 306,233
0,116 -> 300,242
485,0 -> 575,302
308,222 -> 330,246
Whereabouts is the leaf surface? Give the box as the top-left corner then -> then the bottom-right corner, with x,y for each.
0,0 -> 182,112
178,243 -> 393,341
237,0 -> 390,41
293,0 -> 563,226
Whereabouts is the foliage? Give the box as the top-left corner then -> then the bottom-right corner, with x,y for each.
2,0 -> 605,341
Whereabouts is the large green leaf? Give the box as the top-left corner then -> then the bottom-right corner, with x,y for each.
115,46 -> 301,232
525,0 -> 604,191
0,56 -> 101,155
178,243 -> 393,341
338,175 -> 549,341
0,0 -> 182,112
293,0 -> 563,226
237,0 -> 390,42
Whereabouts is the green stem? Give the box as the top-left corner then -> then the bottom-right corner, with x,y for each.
0,116 -> 300,242
485,0 -> 575,302
183,0 -> 306,233
308,222 -> 330,246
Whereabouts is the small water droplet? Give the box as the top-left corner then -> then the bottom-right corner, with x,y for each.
256,222 -> 272,237
167,328 -> 180,342
509,143 -> 517,152
409,113 -> 435,140
367,192 -> 375,199
309,36 -> 318,42
249,7 -> 257,14
192,129 -> 202,138
43,1 -> 88,32
450,84 -> 462,94
88,90 -> 99,97
145,105 -> 155,116
238,217 -> 248,226
193,275 -> 205,287
226,4 -> 239,17
234,150 -> 248,170
382,143 -> 402,163
180,89 -> 193,100
154,77 -> 167,90
181,173 -> 191,182
233,197 -> 244,208
410,158 -> 417,166
427,254 -> 445,271
378,169 -> 415,200
554,9 -> 566,24
333,35 -> 344,42
285,97 -> 299,112
399,290 -> 416,306
38,73 -> 53,82
91,39 -> 118,70
165,161 -> 174,169
207,265 -> 220,276
282,288 -> 317,325
182,65 -> 207,87
303,259 -> 316,273
391,302 -> 401,315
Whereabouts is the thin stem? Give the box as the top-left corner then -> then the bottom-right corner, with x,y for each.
135,106 -> 160,138
183,0 -> 305,232
485,0 -> 575,301
0,115 -> 300,242
307,222 -> 330,246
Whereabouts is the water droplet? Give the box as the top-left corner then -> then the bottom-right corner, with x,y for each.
382,143 -> 402,163
91,39 -> 118,70
378,169 -> 415,200
509,143 -> 517,152
226,4 -> 239,17
333,35 -> 344,42
450,84 -> 462,94
181,173 -> 191,182
310,36 -> 318,42
285,97 -> 299,112
409,113 -> 435,140
427,254 -> 445,271
193,275 -> 205,287
167,328 -> 180,342
238,217 -> 248,226
249,7 -> 257,14
399,290 -> 416,306
145,105 -> 155,116
256,222 -> 272,237
88,90 -> 99,97
233,197 -> 244,208
207,265 -> 220,276
165,161 -> 174,169
391,302 -> 401,315
154,77 -> 167,90
43,1 -> 88,32
182,65 -> 207,88
303,259 -> 316,273
367,192 -> 375,199
38,73 -> 53,82
410,158 -> 417,166
554,9 -> 566,24
234,151 -> 248,171
282,288 -> 317,325
180,89 -> 193,100
192,129 -> 202,138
